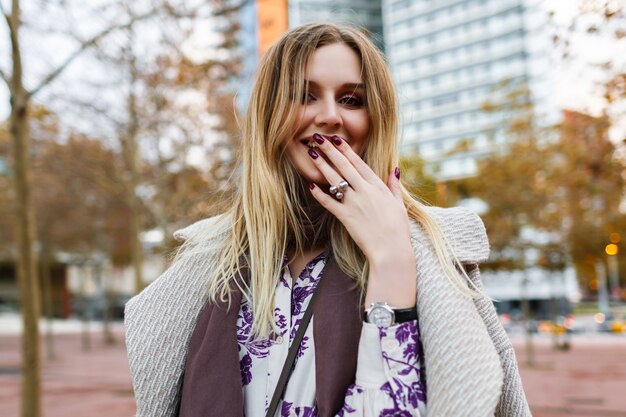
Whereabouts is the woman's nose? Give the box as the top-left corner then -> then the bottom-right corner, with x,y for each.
314,100 -> 342,127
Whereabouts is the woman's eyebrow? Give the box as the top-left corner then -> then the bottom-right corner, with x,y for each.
305,80 -> 365,90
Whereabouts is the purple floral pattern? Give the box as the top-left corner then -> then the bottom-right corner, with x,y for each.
288,252 -> 325,364
336,385 -> 364,416
237,251 -> 427,416
378,321 -> 427,414
236,252 -> 326,388
280,401 -> 318,417
236,301 -> 272,386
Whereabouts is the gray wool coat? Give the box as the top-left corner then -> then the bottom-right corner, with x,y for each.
124,206 -> 532,417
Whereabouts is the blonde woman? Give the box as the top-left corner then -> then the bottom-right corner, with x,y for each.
124,23 -> 531,417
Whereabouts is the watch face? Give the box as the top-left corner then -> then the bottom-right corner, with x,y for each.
369,305 -> 394,328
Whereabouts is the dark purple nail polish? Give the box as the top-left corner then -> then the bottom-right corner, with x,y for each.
308,148 -> 319,159
309,183 -> 315,190
313,133 -> 325,144
394,167 -> 401,179
331,135 -> 342,146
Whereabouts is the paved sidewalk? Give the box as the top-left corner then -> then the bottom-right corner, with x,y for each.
514,336 -> 626,417
1,325 -> 625,416
0,325 -> 135,417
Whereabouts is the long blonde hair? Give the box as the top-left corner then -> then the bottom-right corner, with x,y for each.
179,23 -> 477,339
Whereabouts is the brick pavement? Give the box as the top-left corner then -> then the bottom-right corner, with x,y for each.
1,327 -> 625,417
514,336 -> 626,417
0,325 -> 135,417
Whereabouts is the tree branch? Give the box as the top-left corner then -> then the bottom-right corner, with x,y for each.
28,8 -> 159,99
0,68 -> 8,87
0,1 -> 7,21
0,4 -> 13,88
0,5 -> 13,86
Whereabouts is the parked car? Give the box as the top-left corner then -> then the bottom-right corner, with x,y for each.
596,312 -> 626,333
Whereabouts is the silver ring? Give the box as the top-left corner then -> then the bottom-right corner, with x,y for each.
334,191 -> 344,200
329,180 -> 350,195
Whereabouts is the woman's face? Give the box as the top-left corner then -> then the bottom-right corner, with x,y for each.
285,42 -> 370,186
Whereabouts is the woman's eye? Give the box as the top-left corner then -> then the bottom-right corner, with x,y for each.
340,95 -> 364,107
302,92 -> 315,104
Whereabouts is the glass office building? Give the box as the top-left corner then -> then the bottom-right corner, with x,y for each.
384,0 -> 558,180
288,0 -> 384,49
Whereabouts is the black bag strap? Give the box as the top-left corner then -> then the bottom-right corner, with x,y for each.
265,265 -> 327,417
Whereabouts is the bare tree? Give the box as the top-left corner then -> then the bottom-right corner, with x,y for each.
75,1 -> 242,270
1,1 -> 243,410
1,2 -> 42,414
0,2 -> 177,415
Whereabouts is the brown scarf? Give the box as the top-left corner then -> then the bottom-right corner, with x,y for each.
178,195 -> 363,416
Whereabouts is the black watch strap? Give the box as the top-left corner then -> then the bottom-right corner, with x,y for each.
362,306 -> 418,323
394,307 -> 418,323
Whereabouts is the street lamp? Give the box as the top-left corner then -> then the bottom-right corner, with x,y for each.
605,241 -> 620,301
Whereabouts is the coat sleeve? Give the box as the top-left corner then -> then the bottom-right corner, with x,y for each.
466,264 -> 533,417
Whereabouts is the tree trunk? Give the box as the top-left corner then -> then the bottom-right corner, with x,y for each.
40,244 -> 55,361
11,90 -> 41,417
79,262 -> 91,352
100,262 -> 116,345
125,27 -> 144,294
129,174 -> 144,294
521,272 -> 534,367
8,1 -> 42,415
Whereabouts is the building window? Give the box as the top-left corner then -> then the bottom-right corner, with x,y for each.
392,0 -> 410,12
433,93 -> 459,106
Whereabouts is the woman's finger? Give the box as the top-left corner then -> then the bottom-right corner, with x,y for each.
309,134 -> 366,191
386,167 -> 403,202
327,135 -> 379,184
306,146 -> 347,192
307,182 -> 344,216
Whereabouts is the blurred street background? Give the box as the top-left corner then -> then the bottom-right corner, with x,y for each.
1,314 -> 625,417
1,0 -> 625,416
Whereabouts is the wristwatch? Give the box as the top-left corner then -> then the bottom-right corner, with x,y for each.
364,302 -> 418,328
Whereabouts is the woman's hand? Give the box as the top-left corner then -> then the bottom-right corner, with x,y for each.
307,133 -> 417,308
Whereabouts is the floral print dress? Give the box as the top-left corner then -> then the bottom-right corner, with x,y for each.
236,251 -> 427,417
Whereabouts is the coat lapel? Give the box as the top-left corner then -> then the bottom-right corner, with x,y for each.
409,218 -> 503,417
